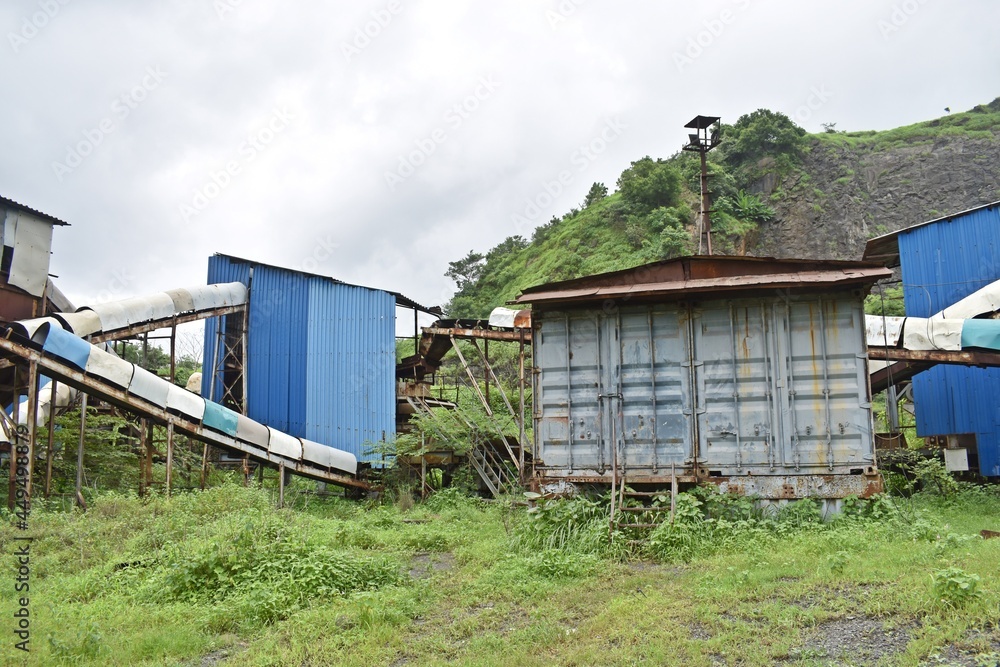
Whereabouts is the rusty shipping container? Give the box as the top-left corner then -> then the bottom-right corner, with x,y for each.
516,256 -> 892,501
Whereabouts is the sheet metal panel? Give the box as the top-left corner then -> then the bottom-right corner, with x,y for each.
189,282 -> 247,311
305,280 -> 395,462
533,295 -> 874,480
902,318 -> 963,351
164,288 -> 195,313
203,401 -> 239,436
935,278 -> 1000,320
128,366 -> 170,407
204,255 -> 395,465
85,347 -> 134,388
37,324 -> 91,369
865,315 -> 905,347
899,205 -> 1000,477
236,414 -> 270,450
11,316 -> 62,340
8,212 -> 53,297
165,384 -> 206,421
55,310 -> 102,337
301,438 -> 358,474
267,427 -> 302,460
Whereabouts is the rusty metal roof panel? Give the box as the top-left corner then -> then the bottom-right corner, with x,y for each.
517,257 -> 890,305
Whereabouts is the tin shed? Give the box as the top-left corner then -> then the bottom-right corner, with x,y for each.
865,201 -> 1000,477
516,256 -> 891,499
202,254 -> 398,464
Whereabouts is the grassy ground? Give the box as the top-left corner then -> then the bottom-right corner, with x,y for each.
1,480 -> 999,666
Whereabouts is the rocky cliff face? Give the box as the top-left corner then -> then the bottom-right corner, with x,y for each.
753,130 -> 1000,261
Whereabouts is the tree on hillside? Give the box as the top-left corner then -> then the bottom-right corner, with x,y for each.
445,251 -> 485,291
582,182 -> 608,208
721,109 -> 806,168
616,157 -> 682,214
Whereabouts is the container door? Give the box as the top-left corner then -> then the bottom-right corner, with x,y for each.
693,300 -> 778,473
535,312 -> 606,473
773,296 -> 871,471
616,305 -> 693,474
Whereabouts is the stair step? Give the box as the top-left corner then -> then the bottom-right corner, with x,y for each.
618,507 -> 668,512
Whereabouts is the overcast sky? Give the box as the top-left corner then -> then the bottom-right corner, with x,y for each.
1,0 -> 997,322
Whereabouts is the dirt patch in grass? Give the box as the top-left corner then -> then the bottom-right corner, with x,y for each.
921,629 -> 1000,666
408,551 -> 456,579
787,615 -> 912,664
689,623 -> 712,640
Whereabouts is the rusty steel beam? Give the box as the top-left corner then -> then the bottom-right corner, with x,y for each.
0,335 -> 367,490
0,305 -> 247,371
868,347 -> 1000,365
868,347 -> 1000,393
423,327 -> 531,343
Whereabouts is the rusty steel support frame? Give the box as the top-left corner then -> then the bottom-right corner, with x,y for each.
449,336 -> 520,472
7,366 -> 19,510
165,420 -> 175,496
518,333 -> 527,480
0,335 -> 368,490
24,360 -> 38,499
470,338 -> 524,460
76,394 -> 87,507
44,379 -> 57,498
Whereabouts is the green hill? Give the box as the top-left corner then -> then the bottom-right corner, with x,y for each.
446,99 -> 1000,318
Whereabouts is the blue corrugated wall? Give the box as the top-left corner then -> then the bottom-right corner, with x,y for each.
898,205 -> 1000,476
202,255 -> 395,464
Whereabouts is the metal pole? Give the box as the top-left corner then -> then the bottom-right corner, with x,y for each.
165,421 -> 174,496
518,334 -> 526,479
700,148 -> 712,256
44,379 -> 58,498
76,394 -> 87,508
484,338 -> 490,406
139,418 -> 150,496
25,361 -> 39,499
8,366 -> 19,510
413,308 -> 419,356
278,461 -> 285,508
200,443 -> 208,490
169,325 -> 176,384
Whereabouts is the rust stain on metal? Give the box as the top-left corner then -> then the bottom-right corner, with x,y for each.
516,256 -> 892,306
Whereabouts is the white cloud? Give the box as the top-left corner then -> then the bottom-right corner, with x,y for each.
0,0 -> 996,310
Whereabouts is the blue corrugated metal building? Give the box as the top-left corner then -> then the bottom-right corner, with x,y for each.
865,201 -> 1000,476
201,254 -> 398,464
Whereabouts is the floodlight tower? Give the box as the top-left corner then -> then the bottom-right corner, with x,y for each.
682,115 -> 721,255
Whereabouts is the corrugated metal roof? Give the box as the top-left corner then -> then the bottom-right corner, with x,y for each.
0,195 -> 70,226
863,200 -> 1000,267
894,204 -> 1000,477
203,254 -> 395,464
516,256 -> 890,305
214,253 -> 438,314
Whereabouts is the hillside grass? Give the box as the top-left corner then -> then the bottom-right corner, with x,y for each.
812,99 -> 1000,151
2,481 -> 1000,666
449,193 -> 655,316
